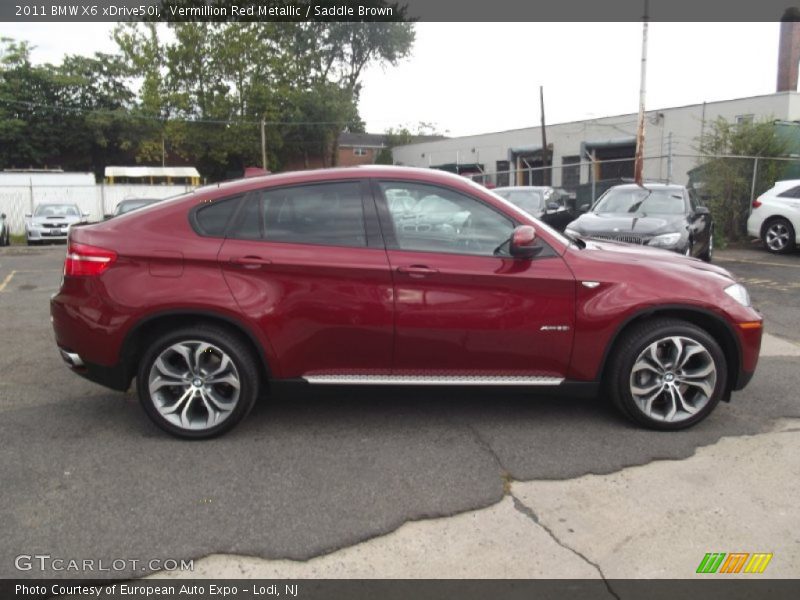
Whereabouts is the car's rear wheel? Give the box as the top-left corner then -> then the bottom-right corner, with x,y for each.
608,318 -> 727,430
762,217 -> 796,254
136,324 -> 260,439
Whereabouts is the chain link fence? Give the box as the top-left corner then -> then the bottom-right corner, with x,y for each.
461,153 -> 800,241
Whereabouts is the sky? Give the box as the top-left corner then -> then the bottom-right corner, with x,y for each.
0,21 -> 781,137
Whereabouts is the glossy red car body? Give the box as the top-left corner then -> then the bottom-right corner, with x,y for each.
51,166 -> 762,423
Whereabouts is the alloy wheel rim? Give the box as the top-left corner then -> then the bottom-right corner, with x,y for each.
629,336 -> 716,423
766,223 -> 790,251
148,341 -> 241,431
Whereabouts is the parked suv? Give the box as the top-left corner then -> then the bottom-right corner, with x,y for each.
51,167 -> 762,438
747,180 -> 800,254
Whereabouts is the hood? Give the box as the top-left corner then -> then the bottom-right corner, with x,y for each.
583,239 -> 734,280
569,212 -> 685,235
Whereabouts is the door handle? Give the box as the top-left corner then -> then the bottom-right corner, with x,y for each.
229,255 -> 272,268
397,265 -> 439,276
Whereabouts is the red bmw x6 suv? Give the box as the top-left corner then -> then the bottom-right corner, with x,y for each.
51,166 -> 762,438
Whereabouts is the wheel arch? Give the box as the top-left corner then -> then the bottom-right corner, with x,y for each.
597,305 -> 741,398
119,309 -> 274,390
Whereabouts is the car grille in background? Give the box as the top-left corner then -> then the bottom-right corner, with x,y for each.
589,234 -> 645,245
41,223 -> 68,228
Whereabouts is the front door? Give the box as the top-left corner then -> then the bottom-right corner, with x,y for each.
374,180 -> 576,379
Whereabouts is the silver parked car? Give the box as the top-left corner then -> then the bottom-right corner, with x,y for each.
26,203 -> 88,245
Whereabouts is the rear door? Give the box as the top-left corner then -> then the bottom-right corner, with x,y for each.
217,180 -> 394,379
373,179 -> 576,380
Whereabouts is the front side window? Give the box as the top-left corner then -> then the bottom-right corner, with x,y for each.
379,181 -> 514,256
228,182 -> 367,248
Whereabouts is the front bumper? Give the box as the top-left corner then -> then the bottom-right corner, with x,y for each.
27,227 -> 69,241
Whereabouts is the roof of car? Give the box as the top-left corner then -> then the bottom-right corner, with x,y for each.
610,183 -> 685,190
197,165 -> 473,195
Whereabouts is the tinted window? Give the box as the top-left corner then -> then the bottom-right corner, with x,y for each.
778,185 -> 800,198
195,196 -> 242,236
228,182 -> 366,248
379,182 -> 514,256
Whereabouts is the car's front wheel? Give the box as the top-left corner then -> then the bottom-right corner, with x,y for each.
762,217 -> 796,254
136,324 -> 260,439
608,318 -> 727,430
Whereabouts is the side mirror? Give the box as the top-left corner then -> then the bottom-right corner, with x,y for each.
0,213 -> 5,219
25,213 -> 32,218
509,225 -> 540,259
694,206 -> 710,215
579,203 -> 591,213
104,214 -> 114,220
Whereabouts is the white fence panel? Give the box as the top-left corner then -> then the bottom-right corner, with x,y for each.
0,183 -> 196,235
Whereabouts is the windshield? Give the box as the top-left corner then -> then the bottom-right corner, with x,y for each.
593,188 -> 686,215
495,190 -> 544,214
116,200 -> 156,215
34,204 -> 79,217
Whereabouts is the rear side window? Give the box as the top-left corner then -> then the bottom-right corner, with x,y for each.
777,185 -> 800,198
228,182 -> 366,248
194,196 -> 243,236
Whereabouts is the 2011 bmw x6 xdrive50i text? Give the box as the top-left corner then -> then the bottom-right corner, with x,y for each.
51,167 -> 762,438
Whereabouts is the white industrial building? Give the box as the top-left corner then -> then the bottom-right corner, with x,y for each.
391,91 -> 800,193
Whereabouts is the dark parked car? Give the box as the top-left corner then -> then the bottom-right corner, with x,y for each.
51,167 -> 761,438
565,183 -> 714,261
494,186 -> 574,232
107,198 -> 163,218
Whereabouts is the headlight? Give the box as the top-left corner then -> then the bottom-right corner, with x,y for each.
648,232 -> 682,247
724,283 -> 751,307
564,227 -> 581,238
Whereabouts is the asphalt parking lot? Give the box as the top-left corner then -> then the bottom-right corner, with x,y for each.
0,244 -> 798,581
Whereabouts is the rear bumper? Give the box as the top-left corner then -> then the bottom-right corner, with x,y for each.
57,345 -> 131,391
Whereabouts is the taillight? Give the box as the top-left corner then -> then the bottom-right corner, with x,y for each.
64,242 -> 117,277
752,198 -> 762,209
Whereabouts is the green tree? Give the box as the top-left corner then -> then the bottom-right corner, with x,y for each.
695,117 -> 789,243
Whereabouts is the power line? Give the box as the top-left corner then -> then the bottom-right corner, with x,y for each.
0,98 -> 359,126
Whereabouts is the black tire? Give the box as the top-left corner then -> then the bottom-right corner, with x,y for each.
761,217 -> 796,254
699,229 -> 713,262
607,318 -> 727,430
136,324 -> 261,439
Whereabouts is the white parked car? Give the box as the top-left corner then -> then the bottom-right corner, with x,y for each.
25,203 -> 88,245
747,180 -> 800,254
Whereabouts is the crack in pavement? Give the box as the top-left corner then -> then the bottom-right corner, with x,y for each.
511,494 -> 620,600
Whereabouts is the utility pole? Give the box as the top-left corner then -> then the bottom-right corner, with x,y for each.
633,0 -> 649,186
260,117 -> 267,170
540,85 -> 549,186
667,132 -> 673,183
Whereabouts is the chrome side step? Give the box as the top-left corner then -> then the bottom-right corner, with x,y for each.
302,375 -> 564,386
